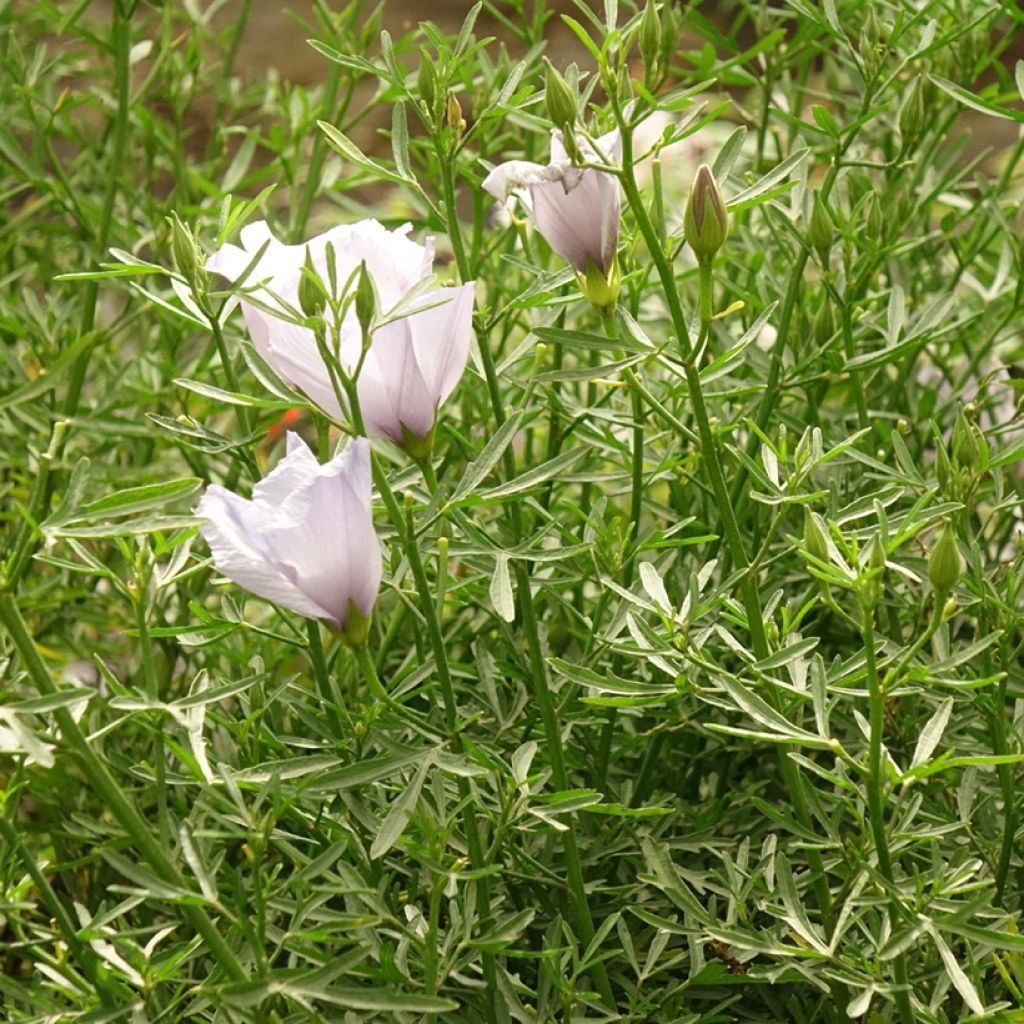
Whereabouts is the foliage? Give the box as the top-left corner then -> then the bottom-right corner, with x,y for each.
1,0 -> 1023,1021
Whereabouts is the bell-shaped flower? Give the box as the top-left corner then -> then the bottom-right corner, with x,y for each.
207,220 -> 475,446
197,434 -> 382,642
482,127 -> 621,305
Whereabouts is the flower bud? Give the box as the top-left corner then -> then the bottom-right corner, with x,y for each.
935,438 -> 951,491
544,60 -> 577,130
355,259 -> 376,336
639,0 -> 662,80
417,54 -> 438,115
813,296 -> 834,345
297,247 -> 326,319
865,192 -> 884,244
928,520 -> 961,595
659,2 -> 679,75
446,91 -> 466,136
808,192 -> 834,265
899,76 -> 926,145
952,407 -> 979,470
170,213 -> 208,294
684,164 -> 728,266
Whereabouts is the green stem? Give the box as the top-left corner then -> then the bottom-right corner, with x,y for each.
861,607 -> 914,1024
438,126 -> 613,1012
307,620 -> 348,736
291,61 -> 342,241
64,2 -> 133,417
0,591 -> 247,983
618,114 -> 834,933
370,463 -> 501,1024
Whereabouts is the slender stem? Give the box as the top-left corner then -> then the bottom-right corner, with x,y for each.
618,115 -> 835,933
307,620 -> 348,736
861,606 -> 914,1024
0,591 -> 247,983
438,122 -> 613,1012
64,2 -> 133,416
291,61 -> 342,241
370,463 -> 500,1024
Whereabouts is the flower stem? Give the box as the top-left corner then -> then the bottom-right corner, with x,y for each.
617,119 -> 835,932
861,606 -> 914,1024
0,590 -> 247,983
370,461 -> 501,1024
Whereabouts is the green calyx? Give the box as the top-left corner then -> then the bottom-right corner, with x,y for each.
578,256 -> 621,313
341,599 -> 373,652
928,520 -> 961,595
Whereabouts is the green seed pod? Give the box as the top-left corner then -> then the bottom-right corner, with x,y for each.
928,521 -> 961,595
297,248 -> 326,319
639,0 -> 662,79
808,192 -> 834,264
684,164 -> 729,266
543,59 -> 577,129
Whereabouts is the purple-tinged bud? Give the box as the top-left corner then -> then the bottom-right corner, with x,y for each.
684,164 -> 728,266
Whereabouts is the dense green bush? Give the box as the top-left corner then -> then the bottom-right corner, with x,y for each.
2,1 -> 1023,1021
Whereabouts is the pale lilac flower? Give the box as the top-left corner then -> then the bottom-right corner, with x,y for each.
482,127 -> 621,278
207,220 -> 475,443
197,434 -> 382,631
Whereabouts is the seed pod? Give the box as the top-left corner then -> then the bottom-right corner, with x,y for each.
928,520 -> 961,595
684,164 -> 729,266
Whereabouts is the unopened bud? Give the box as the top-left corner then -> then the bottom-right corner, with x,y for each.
808,192 -> 834,264
813,297 -> 834,345
170,213 -> 208,294
417,54 -> 438,115
355,260 -> 376,335
543,60 -> 577,129
865,192 -> 884,243
297,248 -> 326,318
935,438 -> 951,491
899,76 -> 926,145
659,2 -> 679,76
639,0 -> 662,79
952,408 -> 979,470
928,521 -> 961,595
684,164 -> 729,266
446,92 -> 466,135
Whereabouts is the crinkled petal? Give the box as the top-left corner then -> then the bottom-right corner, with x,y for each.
483,160 -> 563,201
